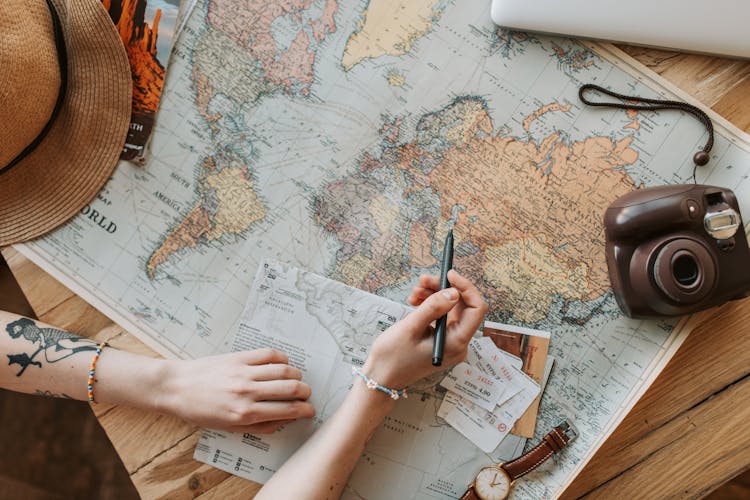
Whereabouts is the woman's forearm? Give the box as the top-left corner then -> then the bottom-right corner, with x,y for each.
256,378 -> 396,499
0,311 -> 166,409
256,270 -> 487,499
2,310 -> 101,399
1,311 -> 316,433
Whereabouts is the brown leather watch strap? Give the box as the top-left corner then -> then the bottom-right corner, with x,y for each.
501,420 -> 577,481
461,486 -> 480,500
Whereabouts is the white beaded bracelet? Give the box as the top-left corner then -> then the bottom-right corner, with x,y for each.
351,366 -> 408,400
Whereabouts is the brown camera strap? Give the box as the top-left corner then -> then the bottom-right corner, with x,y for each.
579,83 -> 714,183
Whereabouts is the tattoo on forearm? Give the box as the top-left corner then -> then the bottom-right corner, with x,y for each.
5,318 -> 97,376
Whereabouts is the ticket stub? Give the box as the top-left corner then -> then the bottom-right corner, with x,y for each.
438,392 -> 508,453
468,337 -> 522,370
439,362 -> 506,412
483,321 -> 551,437
467,338 -> 522,407
439,364 -> 541,453
493,368 -> 540,424
492,356 -> 555,462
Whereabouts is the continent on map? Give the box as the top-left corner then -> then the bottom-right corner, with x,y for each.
147,158 -> 266,278
379,116 -> 403,144
315,97 -> 639,322
207,0 -> 338,95
342,0 -> 445,71
146,0 -> 339,278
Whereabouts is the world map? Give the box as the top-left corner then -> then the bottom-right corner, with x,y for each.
146,0 -> 339,278
143,0 -> 644,328
19,0 -> 750,497
313,96 -> 638,323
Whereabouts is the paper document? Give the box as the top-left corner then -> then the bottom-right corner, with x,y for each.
194,260 -> 496,499
440,362 -> 510,412
438,338 -> 541,453
468,336 -> 524,375
483,322 -> 551,437
493,357 -> 556,462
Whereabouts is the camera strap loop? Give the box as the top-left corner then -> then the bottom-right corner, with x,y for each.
579,84 -> 714,183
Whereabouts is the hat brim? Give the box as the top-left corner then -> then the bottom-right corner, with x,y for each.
0,0 -> 131,246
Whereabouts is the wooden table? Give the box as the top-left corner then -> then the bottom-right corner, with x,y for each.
3,45 -> 750,499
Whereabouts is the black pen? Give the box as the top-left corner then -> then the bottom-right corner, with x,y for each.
432,229 -> 454,366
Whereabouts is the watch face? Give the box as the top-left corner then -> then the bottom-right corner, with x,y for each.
474,466 -> 511,500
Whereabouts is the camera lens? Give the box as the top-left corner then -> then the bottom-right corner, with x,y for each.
652,239 -> 716,304
673,254 -> 699,287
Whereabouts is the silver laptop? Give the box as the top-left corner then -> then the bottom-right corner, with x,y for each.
491,0 -> 750,59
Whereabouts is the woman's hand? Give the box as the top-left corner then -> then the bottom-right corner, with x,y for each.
254,272 -> 486,500
362,270 -> 488,389
158,348 -> 315,433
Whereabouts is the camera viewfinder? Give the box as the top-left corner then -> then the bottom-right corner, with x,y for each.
704,208 -> 740,240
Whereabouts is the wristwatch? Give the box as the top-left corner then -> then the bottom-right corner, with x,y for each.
461,420 -> 578,500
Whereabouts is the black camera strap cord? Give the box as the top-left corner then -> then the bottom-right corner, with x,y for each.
579,83 -> 715,184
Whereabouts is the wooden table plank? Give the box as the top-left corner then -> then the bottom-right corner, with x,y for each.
97,407 -> 196,474
561,300 -> 750,498
3,44 -> 750,499
196,475 -> 263,499
2,248 -> 75,317
713,77 -> 750,132
618,46 -> 750,109
583,375 -> 750,499
128,432 -> 232,499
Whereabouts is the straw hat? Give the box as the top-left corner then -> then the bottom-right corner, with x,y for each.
0,0 -> 131,246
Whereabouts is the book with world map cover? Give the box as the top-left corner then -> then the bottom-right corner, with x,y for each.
101,0 -> 181,163
14,0 -> 750,497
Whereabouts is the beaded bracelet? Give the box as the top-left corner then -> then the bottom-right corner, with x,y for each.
87,340 -> 109,404
351,366 -> 408,400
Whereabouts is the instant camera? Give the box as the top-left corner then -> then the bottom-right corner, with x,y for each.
603,184 -> 750,318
